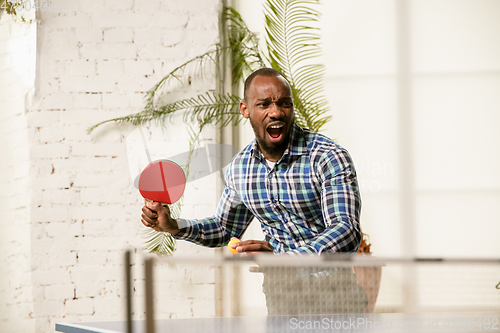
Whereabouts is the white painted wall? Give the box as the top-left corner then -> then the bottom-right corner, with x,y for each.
1,0 -> 221,332
235,0 -> 500,258
233,0 -> 500,313
321,0 -> 500,258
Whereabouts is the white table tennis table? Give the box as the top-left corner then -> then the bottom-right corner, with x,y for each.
55,252 -> 500,333
56,312 -> 500,333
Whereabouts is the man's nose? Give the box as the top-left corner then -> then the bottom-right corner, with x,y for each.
268,102 -> 282,118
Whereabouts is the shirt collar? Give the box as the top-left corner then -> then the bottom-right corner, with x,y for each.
250,122 -> 308,160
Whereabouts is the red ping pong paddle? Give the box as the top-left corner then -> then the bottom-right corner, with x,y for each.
138,160 -> 186,205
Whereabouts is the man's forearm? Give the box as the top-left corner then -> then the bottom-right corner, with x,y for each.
287,219 -> 361,255
172,216 -> 233,247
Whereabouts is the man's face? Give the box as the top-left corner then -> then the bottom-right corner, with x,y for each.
240,75 -> 295,161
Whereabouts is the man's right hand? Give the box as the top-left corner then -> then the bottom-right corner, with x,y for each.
141,200 -> 181,235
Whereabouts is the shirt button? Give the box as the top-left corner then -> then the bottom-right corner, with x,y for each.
284,219 -> 288,222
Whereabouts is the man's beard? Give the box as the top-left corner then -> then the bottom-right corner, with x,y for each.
250,118 -> 291,158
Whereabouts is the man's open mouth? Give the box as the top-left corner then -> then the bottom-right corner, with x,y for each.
267,123 -> 285,142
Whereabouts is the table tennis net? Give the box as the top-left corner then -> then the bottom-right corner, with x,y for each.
138,255 -> 500,318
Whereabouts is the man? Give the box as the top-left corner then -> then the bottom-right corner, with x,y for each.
141,68 -> 362,255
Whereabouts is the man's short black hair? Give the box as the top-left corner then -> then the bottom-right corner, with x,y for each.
243,68 -> 291,101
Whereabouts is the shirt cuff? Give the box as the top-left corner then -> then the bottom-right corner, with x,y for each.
172,218 -> 198,241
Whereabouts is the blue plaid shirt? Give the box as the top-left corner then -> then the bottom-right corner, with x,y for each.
174,123 -> 362,255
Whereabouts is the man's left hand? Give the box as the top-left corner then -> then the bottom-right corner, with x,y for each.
231,239 -> 273,253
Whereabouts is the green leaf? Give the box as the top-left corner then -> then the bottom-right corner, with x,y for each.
264,0 -> 330,132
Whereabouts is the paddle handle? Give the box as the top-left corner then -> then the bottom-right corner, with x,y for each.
144,198 -> 169,208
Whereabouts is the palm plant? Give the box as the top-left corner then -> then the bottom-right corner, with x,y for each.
88,0 -> 329,255
0,1 -> 35,23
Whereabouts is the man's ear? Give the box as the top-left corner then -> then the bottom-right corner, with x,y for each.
240,101 -> 249,119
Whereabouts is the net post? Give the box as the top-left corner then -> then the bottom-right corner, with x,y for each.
124,249 -> 133,333
145,257 -> 155,333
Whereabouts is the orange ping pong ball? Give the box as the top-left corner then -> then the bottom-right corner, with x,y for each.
228,237 -> 241,254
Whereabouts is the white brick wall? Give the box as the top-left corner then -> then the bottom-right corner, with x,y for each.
0,10 -> 37,333
1,0 -> 222,332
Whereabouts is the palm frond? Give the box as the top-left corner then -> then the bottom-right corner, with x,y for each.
223,7 -> 266,84
144,6 -> 264,112
264,0 -> 330,132
87,92 -> 242,134
142,228 -> 177,255
143,50 -> 220,111
88,6 -> 262,136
